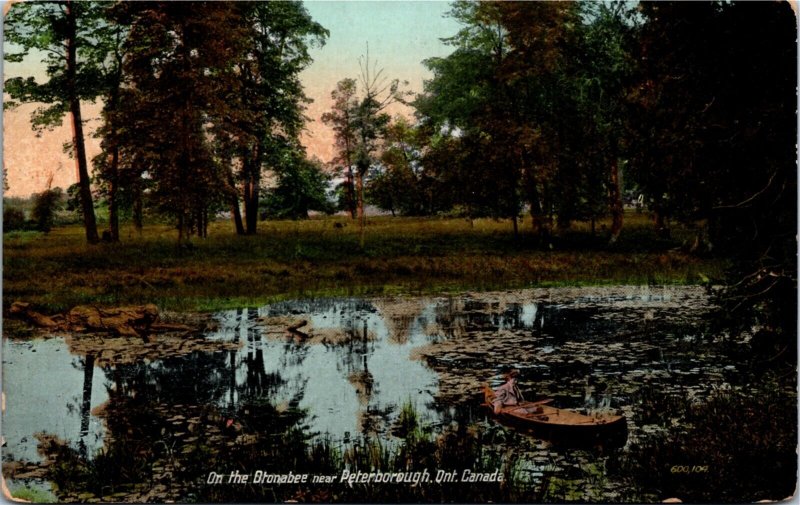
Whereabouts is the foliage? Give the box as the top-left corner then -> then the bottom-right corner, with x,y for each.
621,382 -> 796,502
367,117 -> 429,216
4,0 -> 105,243
262,154 -> 334,220
627,1 -> 797,352
31,187 -> 64,232
3,207 -> 27,232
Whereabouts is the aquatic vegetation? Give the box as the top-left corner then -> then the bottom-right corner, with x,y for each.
3,288 -> 794,502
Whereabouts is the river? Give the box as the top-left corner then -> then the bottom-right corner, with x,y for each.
1,286 -> 776,502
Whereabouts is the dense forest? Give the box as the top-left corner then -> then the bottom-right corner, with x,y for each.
5,1 -> 797,347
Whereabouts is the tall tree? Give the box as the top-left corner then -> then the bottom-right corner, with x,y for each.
325,54 -> 409,246
5,1 -> 104,243
629,1 -> 796,354
92,4 -> 127,241
322,78 -> 359,219
572,2 -> 636,243
224,1 -> 328,235
116,2 -> 246,244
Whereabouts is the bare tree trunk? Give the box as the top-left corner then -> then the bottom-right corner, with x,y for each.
108,144 -> 119,241
654,209 -> 670,239
357,171 -> 365,248
529,184 -> 549,240
231,202 -> 245,235
223,158 -> 245,235
133,185 -> 143,234
243,149 -> 260,235
244,178 -> 259,234
608,157 -> 624,244
66,1 -> 99,244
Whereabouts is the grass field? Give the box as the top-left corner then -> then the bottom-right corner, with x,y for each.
3,212 -> 729,313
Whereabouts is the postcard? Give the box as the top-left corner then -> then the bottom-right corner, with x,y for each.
2,1 -> 796,503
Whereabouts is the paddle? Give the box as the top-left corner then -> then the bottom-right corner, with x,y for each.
505,399 -> 555,414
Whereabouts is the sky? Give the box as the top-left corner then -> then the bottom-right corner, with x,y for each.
2,1 -> 461,197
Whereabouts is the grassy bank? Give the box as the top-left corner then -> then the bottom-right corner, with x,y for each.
3,213 -> 728,313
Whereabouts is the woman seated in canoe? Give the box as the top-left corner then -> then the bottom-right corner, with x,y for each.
492,369 -> 525,414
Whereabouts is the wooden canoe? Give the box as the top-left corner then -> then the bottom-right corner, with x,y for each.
482,385 -> 626,441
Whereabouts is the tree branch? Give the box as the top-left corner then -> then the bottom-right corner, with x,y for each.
713,170 -> 777,210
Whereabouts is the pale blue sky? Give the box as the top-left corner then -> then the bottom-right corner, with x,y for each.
300,1 -> 461,160
302,1 -> 460,93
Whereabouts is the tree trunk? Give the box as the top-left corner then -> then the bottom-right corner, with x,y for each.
133,186 -> 143,234
654,209 -> 670,239
357,168 -> 366,248
346,168 -> 357,220
106,73 -> 122,242
243,150 -> 260,235
108,144 -> 120,241
178,212 -> 186,245
529,184 -> 549,240
231,202 -> 245,235
224,159 -> 245,235
244,178 -> 259,234
66,1 -> 99,244
608,157 -> 624,244
512,214 -> 519,239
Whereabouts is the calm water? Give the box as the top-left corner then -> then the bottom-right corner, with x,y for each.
2,286 -> 750,500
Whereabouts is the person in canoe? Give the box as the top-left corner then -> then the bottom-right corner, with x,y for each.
492,369 -> 526,414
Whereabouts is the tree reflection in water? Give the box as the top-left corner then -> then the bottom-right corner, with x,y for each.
13,288 -> 795,502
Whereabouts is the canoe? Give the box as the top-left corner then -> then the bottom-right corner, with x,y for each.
482,386 -> 627,442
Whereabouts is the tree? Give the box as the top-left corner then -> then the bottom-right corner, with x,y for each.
368,117 -> 426,216
570,2 -> 636,242
223,1 -> 328,235
322,78 -> 359,219
325,53 -> 410,246
32,187 -> 64,233
115,2 -> 247,243
629,1 -> 796,356
5,1 -> 104,243
262,151 -> 333,220
91,3 -> 128,241
417,1 -> 581,238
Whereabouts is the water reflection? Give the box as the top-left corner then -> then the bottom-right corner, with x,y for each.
2,340 -> 106,463
3,286 -> 749,501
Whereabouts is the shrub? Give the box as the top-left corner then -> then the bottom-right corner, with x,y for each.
3,207 -> 26,232
31,188 -> 63,232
